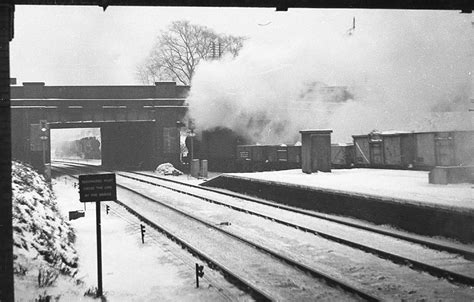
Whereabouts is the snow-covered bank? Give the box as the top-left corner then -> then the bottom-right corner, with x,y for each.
12,161 -> 86,301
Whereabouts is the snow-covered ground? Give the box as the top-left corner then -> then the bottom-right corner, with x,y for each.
52,175 -> 251,301
228,169 -> 473,211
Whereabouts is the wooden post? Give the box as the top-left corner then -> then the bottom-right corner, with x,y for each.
195,263 -> 199,288
96,202 -> 103,297
195,263 -> 204,288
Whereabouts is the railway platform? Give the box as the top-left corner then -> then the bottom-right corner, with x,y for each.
202,168 -> 474,243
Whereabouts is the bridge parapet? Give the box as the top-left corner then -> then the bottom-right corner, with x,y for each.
11,81 -> 190,99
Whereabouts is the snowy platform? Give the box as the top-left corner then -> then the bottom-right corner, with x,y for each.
229,169 -> 473,212
203,169 -> 474,242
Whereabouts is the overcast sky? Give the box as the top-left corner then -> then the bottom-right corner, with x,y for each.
10,6 -> 473,86
10,6 -> 288,85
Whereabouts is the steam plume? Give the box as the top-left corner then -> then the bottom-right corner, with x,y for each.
187,11 -> 473,143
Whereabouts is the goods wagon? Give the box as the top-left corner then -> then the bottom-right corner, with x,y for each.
331,144 -> 355,168
287,145 -> 302,169
414,131 -> 474,169
380,132 -> 415,168
353,131 -> 415,168
353,130 -> 474,170
352,135 -> 371,166
197,127 -> 473,173
237,145 -> 267,171
237,143 -> 356,172
353,131 -> 414,168
236,144 -> 302,172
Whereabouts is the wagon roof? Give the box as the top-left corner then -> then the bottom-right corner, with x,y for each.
352,130 -> 411,138
352,129 -> 474,138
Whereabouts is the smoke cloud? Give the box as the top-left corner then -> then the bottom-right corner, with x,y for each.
187,11 -> 473,143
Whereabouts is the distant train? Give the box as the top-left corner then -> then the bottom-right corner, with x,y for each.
55,136 -> 101,160
195,129 -> 474,172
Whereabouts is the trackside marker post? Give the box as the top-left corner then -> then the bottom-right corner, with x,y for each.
79,173 -> 117,298
196,263 -> 204,288
140,224 -> 146,244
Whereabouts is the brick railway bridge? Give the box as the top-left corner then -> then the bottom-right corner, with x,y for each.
11,81 -> 189,170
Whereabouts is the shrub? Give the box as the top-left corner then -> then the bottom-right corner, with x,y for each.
37,266 -> 59,288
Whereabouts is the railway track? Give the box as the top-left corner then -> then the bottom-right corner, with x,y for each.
54,160 -> 474,259
138,171 -> 474,257
120,171 -> 474,286
52,161 -> 474,300
52,163 -> 378,301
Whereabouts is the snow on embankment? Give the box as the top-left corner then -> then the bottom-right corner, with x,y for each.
12,161 -> 78,296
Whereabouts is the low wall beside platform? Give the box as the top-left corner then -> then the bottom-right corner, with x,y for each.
202,175 -> 474,243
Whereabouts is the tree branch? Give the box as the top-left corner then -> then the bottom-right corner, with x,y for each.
137,20 -> 246,86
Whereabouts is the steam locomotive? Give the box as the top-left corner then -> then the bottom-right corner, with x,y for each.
55,136 -> 101,160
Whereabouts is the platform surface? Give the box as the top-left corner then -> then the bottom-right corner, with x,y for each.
229,169 -> 473,212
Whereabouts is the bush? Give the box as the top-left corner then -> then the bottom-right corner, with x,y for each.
14,263 -> 28,276
37,266 -> 59,288
84,286 -> 107,301
35,292 -> 59,302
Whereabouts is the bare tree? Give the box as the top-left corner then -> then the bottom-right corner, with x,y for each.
137,20 -> 245,85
